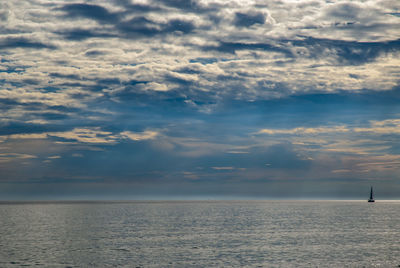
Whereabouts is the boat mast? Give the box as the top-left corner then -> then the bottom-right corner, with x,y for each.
370,186 -> 373,200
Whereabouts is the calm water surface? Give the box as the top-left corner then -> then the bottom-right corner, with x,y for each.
0,200 -> 399,267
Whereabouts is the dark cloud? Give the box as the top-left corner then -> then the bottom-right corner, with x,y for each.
116,16 -> 161,37
115,0 -> 162,13
0,98 -> 20,111
234,12 -> 265,27
116,17 -> 195,38
203,41 -> 293,57
388,12 -> 400,17
157,0 -> 205,12
47,105 -> 81,114
200,36 -> 400,64
0,99 -> 49,112
164,19 -> 196,34
98,78 -> 121,85
0,10 -> 9,22
0,122 -> 61,136
59,3 -> 120,24
57,28 -> 116,41
0,37 -> 56,50
22,79 -> 40,85
175,66 -> 203,75
57,15 -> 195,40
189,58 -> 218,65
0,66 -> 26,74
84,50 -> 108,57
57,2 -> 195,40
49,72 -> 81,80
165,74 -> 194,87
326,3 -> 362,20
33,112 -> 70,121
291,36 -> 400,64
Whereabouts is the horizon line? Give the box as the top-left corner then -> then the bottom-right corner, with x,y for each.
1,198 -> 399,203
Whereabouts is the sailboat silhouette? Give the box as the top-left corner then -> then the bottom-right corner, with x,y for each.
368,186 -> 375,202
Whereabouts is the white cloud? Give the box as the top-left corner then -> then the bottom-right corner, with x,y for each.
120,130 -> 159,141
255,119 -> 400,156
257,126 -> 349,135
1,0 -> 398,117
0,153 -> 37,163
7,133 -> 48,139
258,119 -> 400,136
6,128 -> 117,144
212,166 -> 235,170
49,128 -> 118,144
354,119 -> 400,134
5,128 -> 160,144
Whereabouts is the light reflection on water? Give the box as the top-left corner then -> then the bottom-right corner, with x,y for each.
0,201 -> 399,267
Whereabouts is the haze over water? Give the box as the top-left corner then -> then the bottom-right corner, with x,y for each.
1,200 -> 399,267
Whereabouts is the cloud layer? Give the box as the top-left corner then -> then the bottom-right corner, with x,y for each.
1,0 -> 400,199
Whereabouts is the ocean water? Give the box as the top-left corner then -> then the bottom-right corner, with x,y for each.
0,201 -> 399,267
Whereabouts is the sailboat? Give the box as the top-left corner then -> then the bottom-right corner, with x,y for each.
368,186 -> 375,202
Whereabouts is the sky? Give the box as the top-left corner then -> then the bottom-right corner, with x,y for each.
1,0 -> 400,200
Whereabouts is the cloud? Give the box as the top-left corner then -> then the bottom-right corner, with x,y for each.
6,128 -> 117,144
57,2 -> 196,40
257,126 -> 349,135
6,133 -> 48,139
234,12 -> 265,27
212,166 -> 234,170
325,2 -> 363,20
5,128 -> 160,144
156,0 -> 206,12
0,153 -> 37,162
1,0 -> 399,116
202,41 -> 293,56
115,1 -> 162,13
1,0 -> 400,198
120,130 -> 159,141
254,118 -> 400,157
58,3 -> 120,24
115,17 -> 196,39
0,37 -> 56,50
290,36 -> 400,65
354,119 -> 400,134
57,28 -> 116,41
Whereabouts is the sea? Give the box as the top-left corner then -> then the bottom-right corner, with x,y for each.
0,200 -> 399,267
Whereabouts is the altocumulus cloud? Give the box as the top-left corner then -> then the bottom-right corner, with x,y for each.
0,0 -> 400,199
